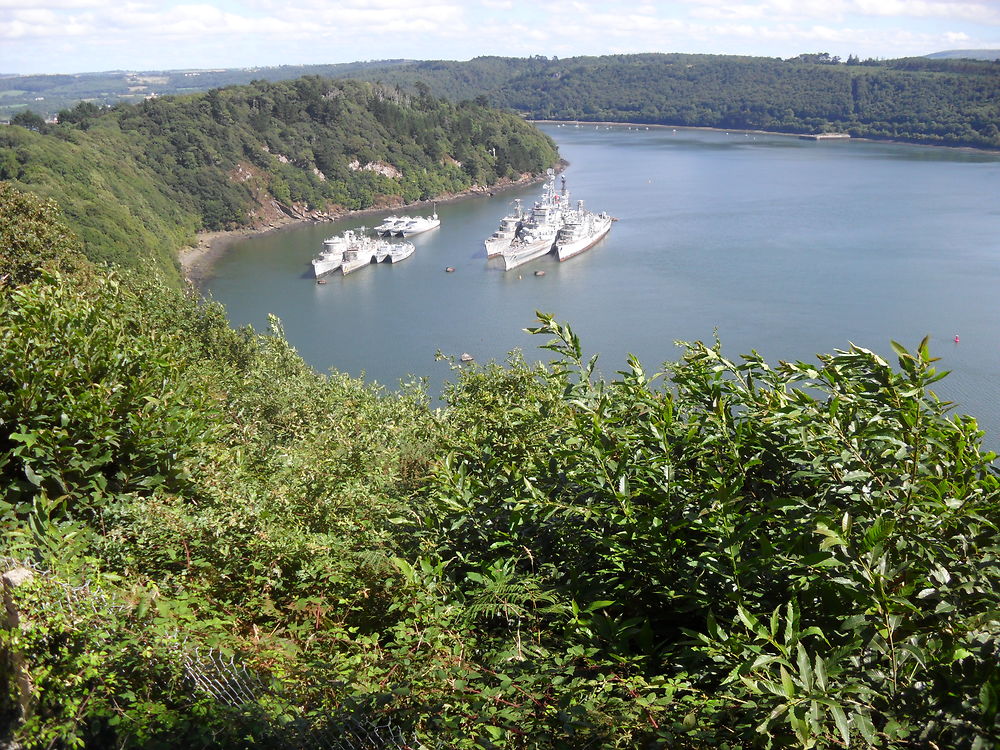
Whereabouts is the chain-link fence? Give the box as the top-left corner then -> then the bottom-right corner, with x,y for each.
1,558 -> 428,750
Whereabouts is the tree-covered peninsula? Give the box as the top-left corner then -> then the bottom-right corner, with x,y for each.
0,76 -> 559,284
2,183 -> 999,748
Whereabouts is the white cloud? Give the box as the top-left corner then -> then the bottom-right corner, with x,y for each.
2,0 -> 999,74
679,0 -> 1000,24
0,0 -> 111,7
688,4 -> 768,20
0,0 -> 466,41
852,0 -> 1000,23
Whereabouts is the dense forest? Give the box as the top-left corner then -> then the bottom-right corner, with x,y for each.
0,76 -> 559,283
7,53 -> 1000,148
344,54 -> 1000,149
6,53 -> 999,149
2,184 -> 999,748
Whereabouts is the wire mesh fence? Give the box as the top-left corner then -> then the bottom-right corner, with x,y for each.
2,557 -> 428,750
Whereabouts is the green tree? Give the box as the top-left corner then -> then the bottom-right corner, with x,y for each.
0,183 -> 88,284
10,110 -> 47,132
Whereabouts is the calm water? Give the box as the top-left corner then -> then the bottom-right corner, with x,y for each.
205,125 -> 1000,444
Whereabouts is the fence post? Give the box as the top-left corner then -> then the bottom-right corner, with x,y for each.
2,567 -> 36,731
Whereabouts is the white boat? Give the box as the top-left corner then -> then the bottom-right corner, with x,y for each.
554,200 -> 614,262
314,229 -> 393,276
312,235 -> 347,277
393,207 -> 440,237
499,172 -> 567,271
502,224 -> 560,271
484,199 -> 523,258
374,215 -> 405,236
381,241 -> 415,263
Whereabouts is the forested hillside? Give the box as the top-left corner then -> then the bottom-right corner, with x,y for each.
8,52 -> 998,153
0,76 -> 558,283
2,186 -> 999,749
352,54 -> 1000,149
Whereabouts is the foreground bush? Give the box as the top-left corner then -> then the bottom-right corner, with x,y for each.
1,191 -> 997,747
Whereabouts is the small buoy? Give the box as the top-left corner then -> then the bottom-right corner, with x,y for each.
445,266 -> 455,273
460,352 -> 474,362
534,270 -> 545,277
954,335 -> 960,343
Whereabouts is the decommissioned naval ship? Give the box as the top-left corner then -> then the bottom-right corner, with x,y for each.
500,173 -> 567,271
554,200 -> 614,262
483,170 -> 616,271
312,229 -> 397,277
484,199 -> 523,258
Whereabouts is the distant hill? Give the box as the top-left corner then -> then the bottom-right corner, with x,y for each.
5,53 -> 999,150
926,49 -> 1000,60
352,53 -> 1000,150
0,60 -> 418,120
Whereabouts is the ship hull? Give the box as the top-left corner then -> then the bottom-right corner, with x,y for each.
502,237 -> 555,271
382,243 -> 415,263
556,217 -> 613,262
396,219 -> 440,237
485,236 -> 514,258
312,256 -> 343,277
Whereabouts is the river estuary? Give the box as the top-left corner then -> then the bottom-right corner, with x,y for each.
204,124 -> 1000,446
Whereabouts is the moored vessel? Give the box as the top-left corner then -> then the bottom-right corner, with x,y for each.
374,215 -> 405,236
381,241 -> 415,263
484,199 -> 523,258
312,235 -> 347,277
314,229 -> 394,276
393,207 -> 440,237
502,224 -> 560,271
554,200 -> 614,262
499,172 -> 567,271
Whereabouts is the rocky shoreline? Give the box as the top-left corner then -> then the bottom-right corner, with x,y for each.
178,169 -> 558,288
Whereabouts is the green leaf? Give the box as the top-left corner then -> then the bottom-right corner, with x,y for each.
829,703 -> 851,747
24,464 -> 43,487
10,432 -> 38,449
814,654 -> 828,693
852,712 -> 877,744
737,605 -> 759,632
796,643 -> 813,692
780,666 -> 796,699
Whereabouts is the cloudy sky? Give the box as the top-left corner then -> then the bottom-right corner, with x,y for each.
2,0 -> 999,75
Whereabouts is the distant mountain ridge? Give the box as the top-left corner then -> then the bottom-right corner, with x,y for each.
926,49 -> 1000,60
0,60 -> 419,120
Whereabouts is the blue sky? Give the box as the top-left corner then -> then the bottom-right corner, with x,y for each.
2,0 -> 999,75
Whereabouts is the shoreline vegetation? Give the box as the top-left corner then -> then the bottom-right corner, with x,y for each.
179,168 -> 556,287
179,117 -> 1000,288
4,76 -> 561,288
